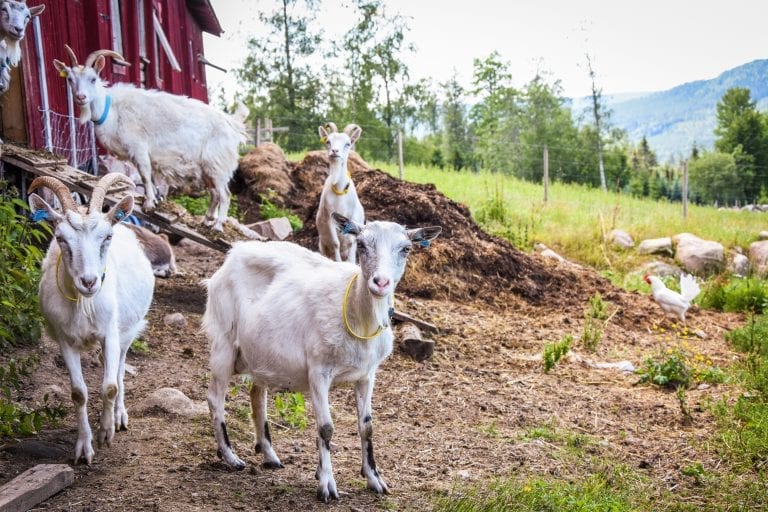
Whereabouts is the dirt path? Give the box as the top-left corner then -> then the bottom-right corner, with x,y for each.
0,237 -> 743,511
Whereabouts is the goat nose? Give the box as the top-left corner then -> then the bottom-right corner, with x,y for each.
80,276 -> 97,290
373,276 -> 390,288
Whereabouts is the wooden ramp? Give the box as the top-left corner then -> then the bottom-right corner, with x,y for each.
1,144 -> 232,253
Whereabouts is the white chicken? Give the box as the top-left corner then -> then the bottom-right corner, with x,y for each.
644,273 -> 701,322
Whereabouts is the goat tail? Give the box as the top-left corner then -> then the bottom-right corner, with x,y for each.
201,276 -> 240,375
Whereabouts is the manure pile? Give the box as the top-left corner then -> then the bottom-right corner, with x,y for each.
237,144 -> 616,311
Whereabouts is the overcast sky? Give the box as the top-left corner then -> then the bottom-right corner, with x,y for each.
204,0 -> 767,101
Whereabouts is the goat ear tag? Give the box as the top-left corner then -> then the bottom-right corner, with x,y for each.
341,223 -> 354,235
419,239 -> 431,248
114,209 -> 126,222
59,69 -> 68,78
31,210 -> 49,222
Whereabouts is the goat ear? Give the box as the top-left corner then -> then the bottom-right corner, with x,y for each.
53,59 -> 68,77
318,125 -> 328,142
344,124 -> 362,144
332,212 -> 362,236
407,226 -> 442,248
28,193 -> 65,225
106,195 -> 135,225
30,4 -> 46,16
93,55 -> 106,73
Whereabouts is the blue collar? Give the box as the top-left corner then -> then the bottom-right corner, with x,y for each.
95,95 -> 111,126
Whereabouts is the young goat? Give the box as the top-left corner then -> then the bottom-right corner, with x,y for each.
28,174 -> 154,464
203,213 -> 441,501
126,224 -> 178,278
0,0 -> 44,66
316,122 -> 365,263
53,45 -> 246,231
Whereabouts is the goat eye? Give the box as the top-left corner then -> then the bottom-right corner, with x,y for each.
401,246 -> 411,256
90,77 -> 96,84
105,234 -> 112,242
345,143 -> 351,148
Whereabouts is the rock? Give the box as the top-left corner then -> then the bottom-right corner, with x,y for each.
140,388 -> 208,418
637,261 -> 682,279
759,231 -> 768,240
608,229 -> 634,249
637,237 -> 673,256
163,312 -> 187,329
673,233 -> 724,275
729,253 -> 750,277
534,243 -> 565,262
749,240 -> 768,277
248,217 -> 293,241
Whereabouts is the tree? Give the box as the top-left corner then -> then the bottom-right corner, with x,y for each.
688,151 -> 744,205
236,0 -> 325,152
441,73 -> 471,171
714,87 -> 768,200
585,54 -> 610,191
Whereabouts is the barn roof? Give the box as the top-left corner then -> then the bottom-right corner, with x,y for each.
186,0 -> 223,36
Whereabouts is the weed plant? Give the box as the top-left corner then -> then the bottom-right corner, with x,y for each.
273,392 -> 308,430
543,335 -> 572,373
258,190 -> 303,231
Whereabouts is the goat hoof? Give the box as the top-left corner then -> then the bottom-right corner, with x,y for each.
118,423 -> 128,432
262,461 -> 284,470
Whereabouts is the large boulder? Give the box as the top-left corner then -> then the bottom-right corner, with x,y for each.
608,229 -> 634,249
749,240 -> 768,277
637,237 -> 673,256
729,251 -> 750,277
673,233 -> 724,275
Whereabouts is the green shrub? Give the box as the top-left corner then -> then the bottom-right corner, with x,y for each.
726,314 -> 768,357
273,391 -> 308,430
543,335 -> 572,373
635,350 -> 692,389
699,277 -> 768,314
259,191 -> 303,231
173,194 -> 240,220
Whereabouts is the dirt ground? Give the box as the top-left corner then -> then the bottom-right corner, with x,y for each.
0,146 -> 748,511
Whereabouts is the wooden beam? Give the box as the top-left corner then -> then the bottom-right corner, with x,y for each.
0,464 -> 74,512
391,310 -> 437,333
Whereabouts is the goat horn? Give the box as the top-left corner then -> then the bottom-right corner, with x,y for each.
64,44 -> 79,66
84,49 -> 127,69
28,176 -> 78,213
88,173 -> 135,214
324,122 -> 338,133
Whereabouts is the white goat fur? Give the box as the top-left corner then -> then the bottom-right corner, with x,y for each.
28,174 -> 154,465
53,47 -> 247,231
203,213 -> 441,501
0,40 -> 11,95
0,0 -> 44,67
316,123 -> 365,263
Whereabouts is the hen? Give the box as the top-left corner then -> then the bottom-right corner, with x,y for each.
644,273 -> 700,322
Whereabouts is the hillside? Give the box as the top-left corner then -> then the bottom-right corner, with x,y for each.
574,59 -> 768,162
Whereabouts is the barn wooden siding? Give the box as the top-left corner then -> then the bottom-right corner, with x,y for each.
4,0 -> 222,154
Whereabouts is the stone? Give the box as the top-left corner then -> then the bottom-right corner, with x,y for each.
673,233 -> 724,275
163,312 -> 187,329
637,261 -> 681,279
248,217 -> 293,241
608,229 -> 634,249
729,253 -> 750,277
637,237 -> 673,256
534,243 -> 565,262
140,388 -> 208,418
749,240 -> 768,277
758,231 -> 768,240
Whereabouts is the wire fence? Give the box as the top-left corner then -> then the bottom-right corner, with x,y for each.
42,108 -> 99,172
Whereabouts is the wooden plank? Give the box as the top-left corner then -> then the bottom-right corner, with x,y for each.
0,464 -> 74,512
392,310 -> 438,333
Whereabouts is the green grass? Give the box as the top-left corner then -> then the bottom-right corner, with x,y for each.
371,162 -> 766,283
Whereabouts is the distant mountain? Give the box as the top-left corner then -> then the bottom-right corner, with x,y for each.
572,59 -> 768,163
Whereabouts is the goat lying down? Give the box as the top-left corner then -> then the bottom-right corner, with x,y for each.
28,173 -> 154,464
203,213 -> 441,501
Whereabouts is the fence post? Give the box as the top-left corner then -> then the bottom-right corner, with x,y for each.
543,145 -> 549,202
397,130 -> 404,180
256,118 -> 261,146
682,160 -> 688,219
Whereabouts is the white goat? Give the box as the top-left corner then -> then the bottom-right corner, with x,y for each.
0,39 -> 10,95
203,213 -> 441,501
316,122 -> 365,263
53,46 -> 246,231
28,173 -> 155,464
0,0 -> 44,67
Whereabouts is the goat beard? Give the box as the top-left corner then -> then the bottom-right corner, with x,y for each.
77,294 -> 97,320
78,104 -> 92,125
4,40 -> 21,67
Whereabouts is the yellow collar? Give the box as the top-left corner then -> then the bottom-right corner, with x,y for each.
332,171 -> 352,195
342,273 -> 386,340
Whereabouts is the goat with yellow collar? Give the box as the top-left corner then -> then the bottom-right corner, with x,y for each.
28,173 -> 154,465
203,213 -> 441,501
316,122 -> 365,263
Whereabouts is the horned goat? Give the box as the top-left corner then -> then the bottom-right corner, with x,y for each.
203,213 -> 441,501
28,173 -> 155,464
53,45 -> 247,231
0,0 -> 44,67
316,122 -> 365,263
